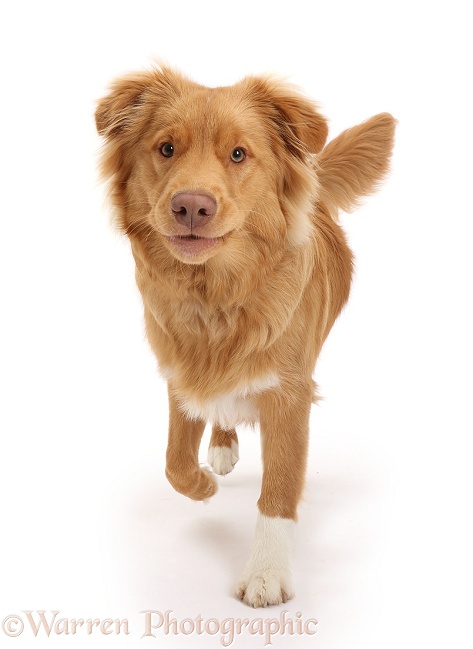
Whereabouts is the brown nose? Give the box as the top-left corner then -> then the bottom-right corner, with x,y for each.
171,192 -> 217,229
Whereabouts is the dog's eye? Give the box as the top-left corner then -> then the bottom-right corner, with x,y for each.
160,142 -> 174,158
230,147 -> 246,163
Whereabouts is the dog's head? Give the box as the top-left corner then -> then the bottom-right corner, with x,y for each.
96,66 -> 328,265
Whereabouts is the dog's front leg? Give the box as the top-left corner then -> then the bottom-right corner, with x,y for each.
237,384 -> 311,607
165,383 -> 218,501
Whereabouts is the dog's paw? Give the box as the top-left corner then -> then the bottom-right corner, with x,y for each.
207,441 -> 239,476
166,465 -> 218,502
236,569 -> 294,608
237,514 -> 296,607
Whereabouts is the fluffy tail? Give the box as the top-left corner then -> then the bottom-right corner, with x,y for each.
317,113 -> 396,219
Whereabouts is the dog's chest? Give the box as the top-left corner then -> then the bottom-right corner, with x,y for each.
156,294 -> 280,429
168,372 -> 280,430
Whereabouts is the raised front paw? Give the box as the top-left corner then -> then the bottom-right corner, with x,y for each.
237,568 -> 294,608
165,465 -> 218,502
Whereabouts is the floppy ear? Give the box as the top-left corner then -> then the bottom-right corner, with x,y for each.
95,66 -> 186,137
244,77 -> 328,155
95,71 -> 154,136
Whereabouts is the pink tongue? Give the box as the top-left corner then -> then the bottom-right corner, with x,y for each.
168,236 -> 220,258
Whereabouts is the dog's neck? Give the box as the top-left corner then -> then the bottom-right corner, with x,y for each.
130,227 -> 287,310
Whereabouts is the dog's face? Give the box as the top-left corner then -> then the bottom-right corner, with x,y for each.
96,67 -> 328,265
142,85 -> 284,264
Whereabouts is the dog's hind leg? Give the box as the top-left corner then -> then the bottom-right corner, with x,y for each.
165,384 -> 218,501
207,425 -> 239,476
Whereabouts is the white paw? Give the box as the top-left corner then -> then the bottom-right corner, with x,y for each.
236,514 -> 296,607
237,568 -> 294,608
207,441 -> 239,476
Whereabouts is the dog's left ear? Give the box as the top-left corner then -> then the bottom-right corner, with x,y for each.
244,77 -> 328,155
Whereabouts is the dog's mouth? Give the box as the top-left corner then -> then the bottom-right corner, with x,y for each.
165,233 -> 225,259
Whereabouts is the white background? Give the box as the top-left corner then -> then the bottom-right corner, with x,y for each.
0,1 -> 472,647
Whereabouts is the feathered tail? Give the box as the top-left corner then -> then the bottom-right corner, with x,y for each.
317,112 -> 396,219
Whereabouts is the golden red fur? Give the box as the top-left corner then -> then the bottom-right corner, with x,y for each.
96,65 -> 395,607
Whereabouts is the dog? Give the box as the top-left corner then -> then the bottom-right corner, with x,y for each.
95,65 -> 395,607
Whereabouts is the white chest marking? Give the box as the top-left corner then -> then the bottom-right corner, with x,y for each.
178,373 -> 280,430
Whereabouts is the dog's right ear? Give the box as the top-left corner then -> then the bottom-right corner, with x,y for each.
95,66 -> 185,138
95,71 -> 153,137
